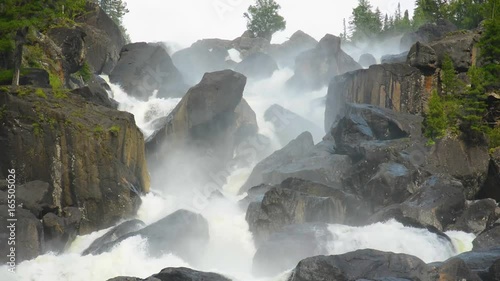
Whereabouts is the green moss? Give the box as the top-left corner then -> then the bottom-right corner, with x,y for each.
109,125 -> 121,135
77,62 -> 92,83
53,89 -> 68,99
0,69 -> 13,85
488,127 -> 500,149
49,73 -> 63,89
17,87 -> 30,97
93,125 -> 104,135
32,123 -> 43,137
25,45 -> 44,68
0,105 -> 6,121
35,88 -> 47,99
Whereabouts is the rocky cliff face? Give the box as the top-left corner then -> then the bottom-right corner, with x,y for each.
0,87 -> 150,235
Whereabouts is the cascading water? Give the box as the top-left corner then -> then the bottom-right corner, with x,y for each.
0,69 -> 476,281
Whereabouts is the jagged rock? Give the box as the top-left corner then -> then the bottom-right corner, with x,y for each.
329,103 -> 423,156
47,27 -> 86,75
287,34 -> 361,91
232,31 -> 270,58
268,30 -> 318,68
0,206 -> 44,264
264,104 -> 324,146
42,207 -> 82,253
358,53 -> 377,67
16,180 -> 51,218
77,2 -> 126,74
436,258 -> 481,281
426,135 -> 490,199
94,210 -> 209,265
478,148 -> 500,201
82,219 -> 146,255
325,64 -> 429,131
0,87 -> 150,234
381,52 -> 409,64
400,174 -> 466,231
172,42 -> 232,85
70,85 -> 114,109
19,68 -> 51,88
429,31 -> 480,71
287,249 -> 433,281
400,19 -> 457,51
234,98 -> 258,146
239,132 -> 350,194
473,224 -> 500,251
246,178 -> 368,246
146,70 -> 248,192
110,42 -> 187,100
448,199 -> 499,234
452,247 -> 500,278
407,42 -> 437,70
238,184 -> 272,209
108,267 -> 231,281
234,52 -> 278,79
252,223 -> 332,277
365,162 -> 417,210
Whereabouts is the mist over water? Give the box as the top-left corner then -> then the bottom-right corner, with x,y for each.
0,67 -> 475,281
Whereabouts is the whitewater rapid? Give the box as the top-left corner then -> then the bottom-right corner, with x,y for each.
0,69 -> 476,281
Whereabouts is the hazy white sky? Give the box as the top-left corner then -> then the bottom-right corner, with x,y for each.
123,0 -> 415,47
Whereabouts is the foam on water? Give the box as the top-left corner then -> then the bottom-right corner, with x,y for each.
1,69 -> 477,281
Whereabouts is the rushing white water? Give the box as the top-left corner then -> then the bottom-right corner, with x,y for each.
1,69 -> 476,281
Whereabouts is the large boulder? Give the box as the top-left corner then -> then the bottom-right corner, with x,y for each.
76,2 -> 126,74
0,87 -> 150,234
478,148 -> 500,201
82,219 -> 146,255
15,180 -> 52,218
381,52 -> 409,64
232,31 -> 271,58
358,53 -> 377,67
407,42 -> 437,70
246,178 -> 367,246
47,27 -> 86,75
146,70 -> 250,193
267,30 -> 318,68
426,135 -> 490,199
0,206 -> 44,264
108,267 -> 231,281
42,207 -> 82,253
287,249 -> 433,281
325,64 -> 429,131
451,247 -> 500,278
93,210 -> 209,264
234,52 -> 278,80
19,68 -> 51,88
172,40 -> 233,85
429,30 -> 480,72
400,19 -> 457,51
239,132 -> 351,195
400,174 -> 466,231
435,258 -> 482,281
448,199 -> 499,235
287,34 -> 361,91
473,224 -> 500,251
264,104 -> 324,146
110,42 -> 187,100
252,223 -> 332,277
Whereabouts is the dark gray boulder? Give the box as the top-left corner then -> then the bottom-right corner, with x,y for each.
267,30 -> 318,68
473,224 -> 500,251
400,19 -> 457,51
19,68 -> 51,88
110,42 -> 187,100
358,53 -> 377,67
15,180 -> 51,218
407,42 -> 437,70
246,178 -> 368,246
287,249 -> 433,281
235,52 -> 278,79
252,223 -> 332,277
0,205 -> 44,264
435,258 -> 481,281
82,219 -> 146,255
478,147 -> 500,201
47,27 -> 86,75
399,174 -> 466,231
381,52 -> 409,64
448,199 -> 499,235
287,34 -> 361,91
42,207 -> 82,253
264,104 -> 324,145
92,210 -> 209,265
108,267 -> 231,281
452,247 -> 500,278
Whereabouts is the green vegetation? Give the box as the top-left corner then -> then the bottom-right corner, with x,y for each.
99,0 -> 131,43
109,125 -> 121,135
35,88 -> 47,99
32,122 -> 43,137
77,62 -> 92,83
0,70 -> 14,85
478,3 -> 500,89
93,125 -> 104,135
488,128 -> 500,150
424,90 -> 447,144
25,44 -> 44,68
460,66 -> 488,143
243,0 -> 286,40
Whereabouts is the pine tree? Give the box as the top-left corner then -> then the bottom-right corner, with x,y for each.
460,66 -> 488,142
425,90 -> 448,143
243,0 -> 286,40
479,0 -> 500,89
349,0 -> 383,41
